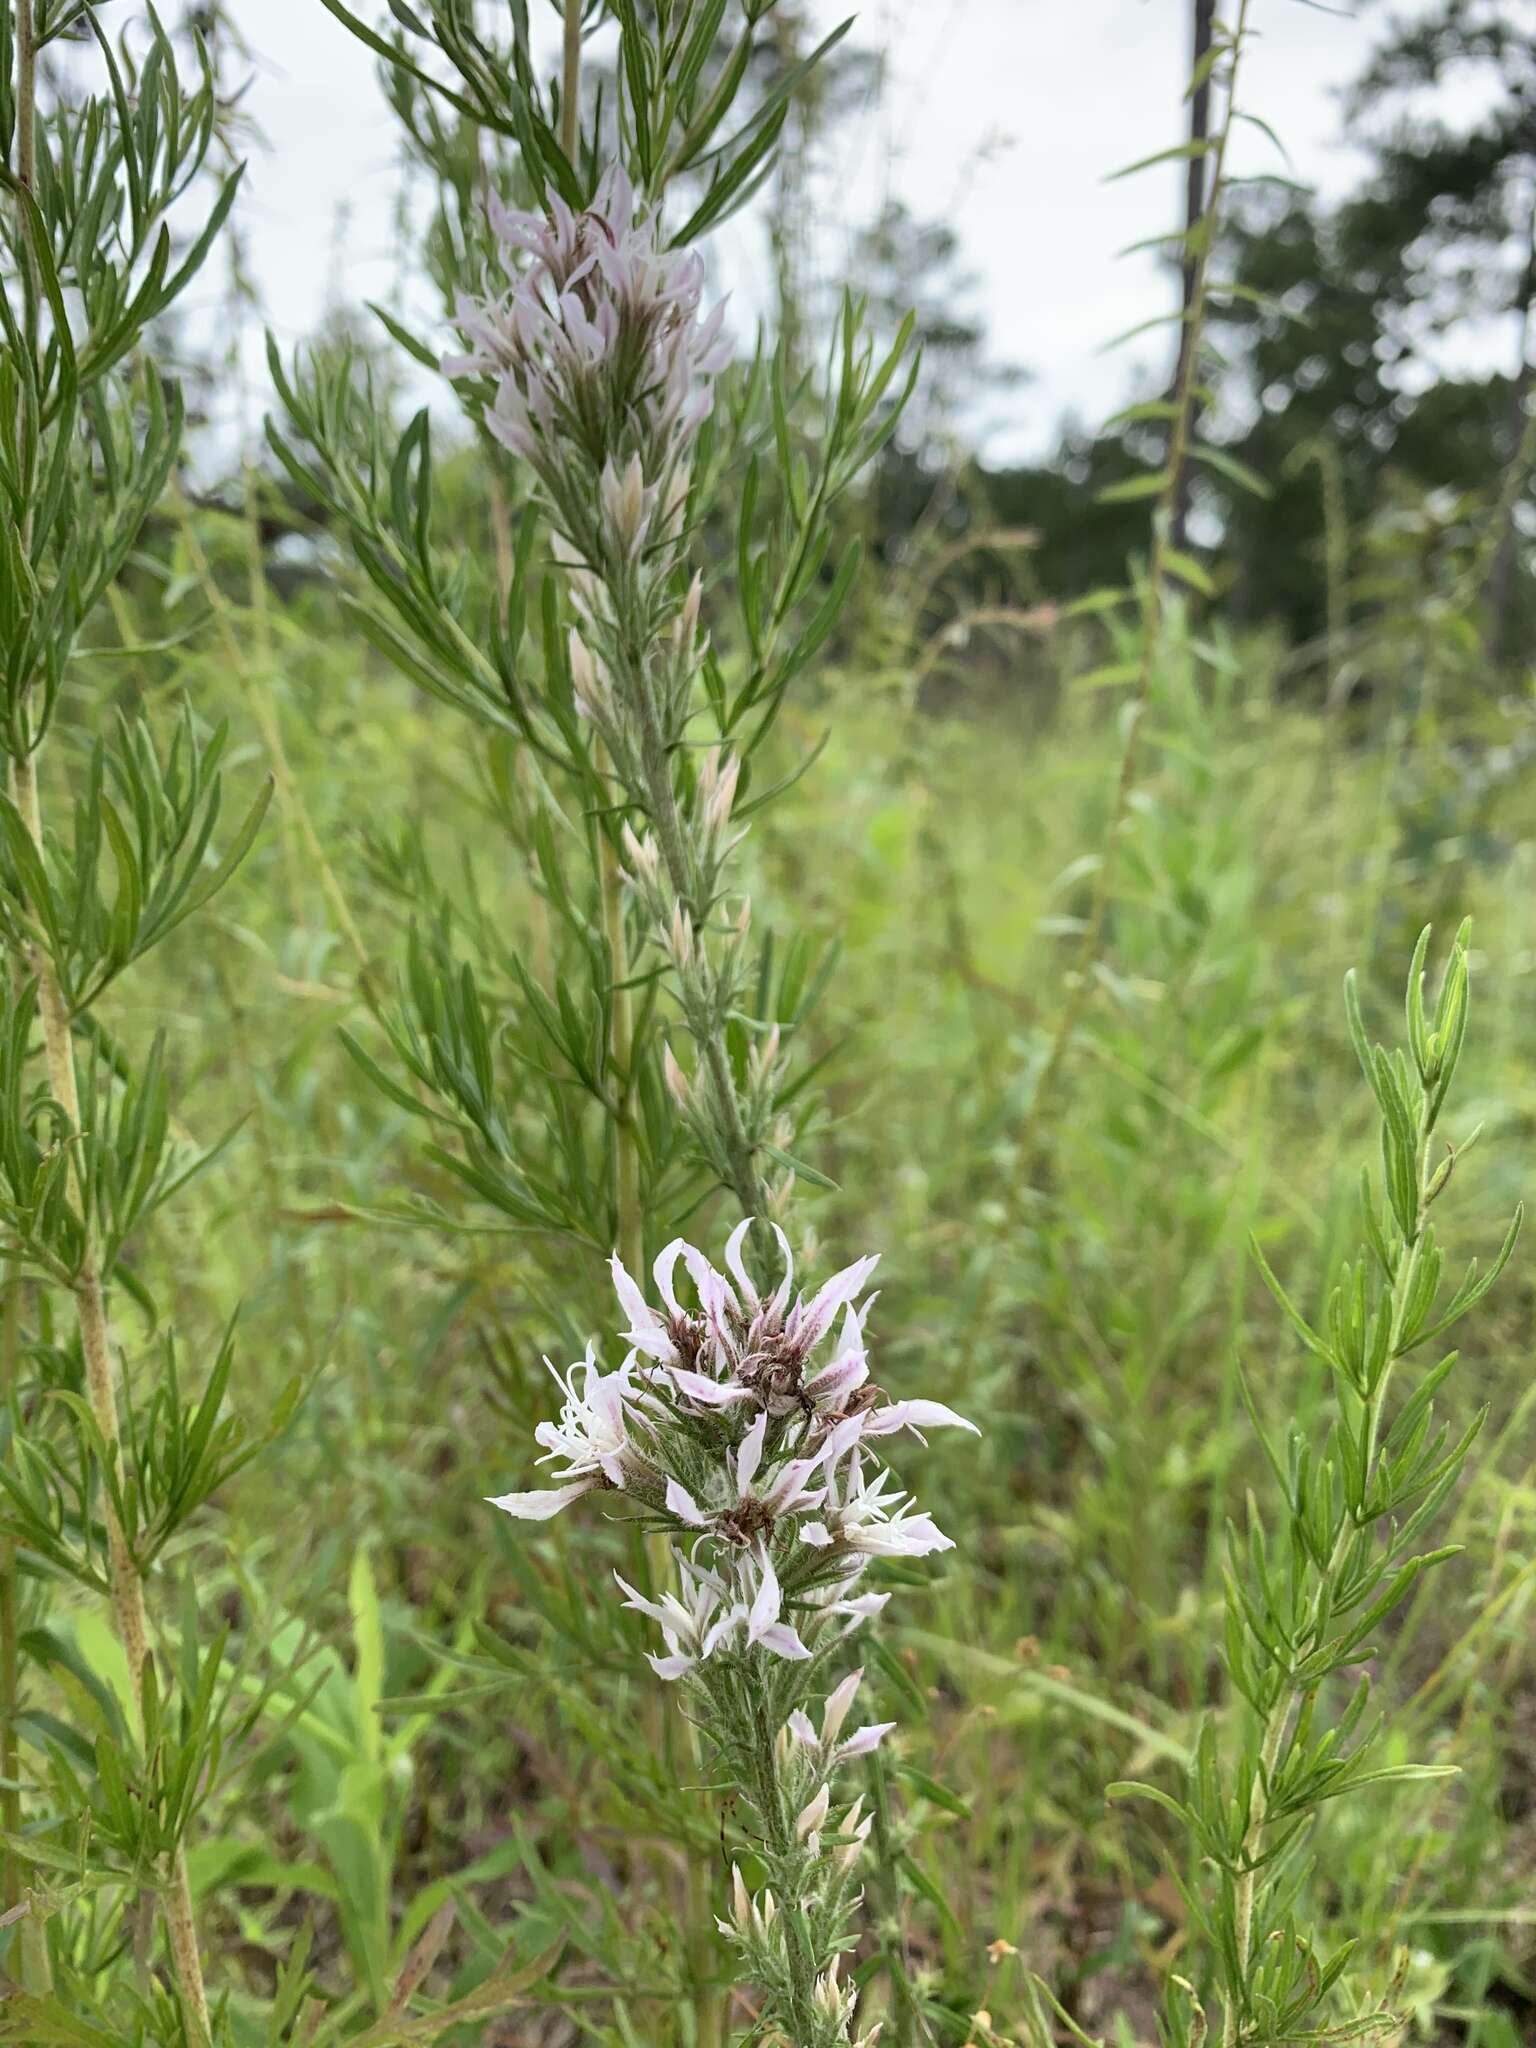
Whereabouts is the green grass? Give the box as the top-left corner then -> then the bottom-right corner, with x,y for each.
29,482 -> 1535,2047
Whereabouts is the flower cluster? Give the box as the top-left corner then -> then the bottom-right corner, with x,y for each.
488,1224 -> 973,2045
489,1222 -> 972,1612
449,176 -> 778,1221
445,166 -> 729,586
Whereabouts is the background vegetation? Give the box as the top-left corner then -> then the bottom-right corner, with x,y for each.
4,2 -> 1535,2044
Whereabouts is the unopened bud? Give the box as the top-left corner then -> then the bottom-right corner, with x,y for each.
621,820 -> 659,888
679,570 -> 703,645
751,1021 -> 782,1088
568,629 -> 607,720
662,465 -> 690,542
702,751 -> 740,838
663,1042 -> 690,1109
822,1668 -> 862,1746
795,1782 -> 830,1841
601,453 -> 651,559
567,562 -> 603,622
669,905 -> 695,970
836,1794 -> 871,1876
812,1956 -> 850,2025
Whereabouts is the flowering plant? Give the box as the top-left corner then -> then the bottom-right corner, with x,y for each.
277,2 -> 923,2038
491,1226 -> 974,2044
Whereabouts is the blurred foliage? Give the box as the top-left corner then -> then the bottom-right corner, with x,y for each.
3,1 -> 1536,2043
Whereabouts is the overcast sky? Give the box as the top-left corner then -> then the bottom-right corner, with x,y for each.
216,0 -> 1505,462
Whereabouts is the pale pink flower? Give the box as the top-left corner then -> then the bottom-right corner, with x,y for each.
736,1544 -> 811,1661
609,1222 -> 896,1425
800,1455 -> 954,1559
787,1668 -> 895,1765
664,1408 -> 861,1543
615,1549 -> 735,1681
446,165 -> 731,516
856,1397 -> 979,1442
486,1346 -> 642,1521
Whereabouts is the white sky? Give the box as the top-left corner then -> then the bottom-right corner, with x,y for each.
210,0 -> 1504,462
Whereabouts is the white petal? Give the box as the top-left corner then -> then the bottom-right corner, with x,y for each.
757,1621 -> 812,1661
735,1410 -> 767,1495
864,1398 -> 978,1438
763,1456 -> 822,1515
626,1326 -> 678,1364
485,1479 -> 591,1520
792,1254 -> 880,1352
799,1520 -> 834,1547
832,1590 -> 890,1622
795,1784 -> 830,1839
837,1722 -> 895,1759
682,1241 -> 731,1315
723,1217 -> 759,1307
766,1223 -> 795,1315
822,1668 -> 863,1745
611,1250 -> 662,1333
648,1652 -> 694,1681
666,1478 -> 707,1527
667,1368 -> 755,1408
787,1709 -> 818,1747
747,1551 -> 782,1638
652,1239 -> 688,1319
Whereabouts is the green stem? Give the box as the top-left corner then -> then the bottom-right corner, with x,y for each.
1222,1096 -> 1431,2048
0,1270 -> 19,1918
6,19 -> 210,2028
626,664 -> 762,1220
1,0 -> 35,1949
560,0 -> 581,160
753,1695 -> 824,2044
1022,0 -> 1250,1149
865,1749 -> 918,2048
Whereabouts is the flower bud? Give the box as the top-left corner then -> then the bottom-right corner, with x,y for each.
822,1668 -> 863,1747
620,821 -> 660,889
701,750 -> 740,839
680,570 -> 703,645
750,1021 -> 782,1093
669,905 -> 695,970
812,1955 -> 853,2028
836,1794 -> 873,1877
663,1042 -> 691,1110
568,629 -> 610,721
795,1782 -> 830,1842
601,452 -> 651,559
661,465 -> 690,542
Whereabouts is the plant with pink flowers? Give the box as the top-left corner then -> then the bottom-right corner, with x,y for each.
490,1226 -> 975,2045
274,1 -> 925,2038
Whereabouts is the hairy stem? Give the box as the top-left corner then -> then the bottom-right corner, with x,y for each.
864,1749 -> 918,2048
753,1696 -> 823,2044
1224,1700 -> 1291,2047
627,661 -> 762,1220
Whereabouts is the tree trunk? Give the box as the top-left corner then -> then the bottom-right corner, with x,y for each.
1484,189 -> 1536,665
